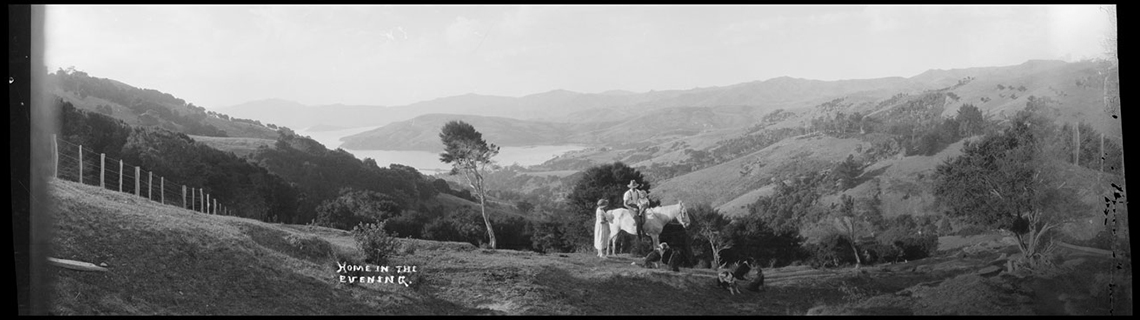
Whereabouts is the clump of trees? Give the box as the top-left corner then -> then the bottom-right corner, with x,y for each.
934,108 -> 1092,271
746,170 -> 828,234
315,188 -> 402,231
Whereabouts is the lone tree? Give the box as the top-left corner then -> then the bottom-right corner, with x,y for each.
955,103 -> 985,137
439,120 -> 501,248
831,194 -> 863,268
688,202 -> 733,269
832,154 -> 863,190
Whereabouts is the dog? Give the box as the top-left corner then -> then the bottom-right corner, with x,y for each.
642,243 -> 673,269
746,267 -> 765,292
717,259 -> 760,294
716,269 -> 742,295
729,259 -> 753,280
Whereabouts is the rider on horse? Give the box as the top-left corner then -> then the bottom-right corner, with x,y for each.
623,180 -> 649,240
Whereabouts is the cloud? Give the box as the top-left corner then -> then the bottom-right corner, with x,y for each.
445,16 -> 486,52
379,26 -> 410,45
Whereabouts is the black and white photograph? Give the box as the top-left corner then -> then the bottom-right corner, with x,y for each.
13,4 -> 1129,315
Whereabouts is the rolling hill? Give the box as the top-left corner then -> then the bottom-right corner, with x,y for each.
652,132 -> 865,213
338,114 -> 583,151
549,60 -> 1121,214
48,69 -> 281,140
339,105 -> 782,151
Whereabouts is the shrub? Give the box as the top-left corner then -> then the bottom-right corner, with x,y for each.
353,222 -> 401,265
956,224 -> 988,236
722,212 -> 808,268
839,281 -> 876,303
806,233 -> 857,268
893,233 -> 938,261
422,216 -> 483,246
529,219 -> 567,253
492,215 -> 533,251
400,240 -> 418,255
315,188 -> 402,231
863,242 -> 902,264
384,213 -> 426,238
528,211 -> 591,254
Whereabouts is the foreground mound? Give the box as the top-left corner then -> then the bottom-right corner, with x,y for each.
47,179 -> 481,315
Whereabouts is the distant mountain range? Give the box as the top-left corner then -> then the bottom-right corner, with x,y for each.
331,60 -> 1115,151
218,69 -> 955,132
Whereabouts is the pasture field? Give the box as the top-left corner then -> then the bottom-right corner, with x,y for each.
46,179 -> 1130,315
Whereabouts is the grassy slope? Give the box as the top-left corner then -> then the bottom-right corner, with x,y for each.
817,136 -> 977,219
187,135 -> 276,158
203,116 -> 282,140
52,84 -> 280,141
52,89 -> 141,124
654,133 -> 864,215
433,192 -> 533,221
48,179 -> 477,315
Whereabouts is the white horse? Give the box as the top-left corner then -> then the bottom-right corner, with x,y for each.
604,202 -> 690,257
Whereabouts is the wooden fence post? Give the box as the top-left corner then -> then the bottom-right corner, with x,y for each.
78,145 -> 83,184
1100,133 -> 1105,182
200,189 -> 204,213
1075,121 -> 1080,166
52,134 -> 58,179
100,153 -> 105,188
213,198 -> 217,215
206,194 -> 211,214
119,159 -> 123,192
148,172 -> 153,200
135,166 -> 140,196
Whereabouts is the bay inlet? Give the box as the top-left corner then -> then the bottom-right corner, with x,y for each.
297,126 -> 586,174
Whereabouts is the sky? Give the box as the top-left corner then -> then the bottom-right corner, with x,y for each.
42,5 -> 1116,110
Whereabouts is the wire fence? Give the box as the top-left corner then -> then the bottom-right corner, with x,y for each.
52,134 -> 230,216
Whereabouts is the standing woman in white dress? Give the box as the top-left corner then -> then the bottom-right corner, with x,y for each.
594,199 -> 611,259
